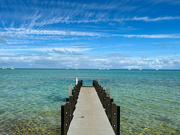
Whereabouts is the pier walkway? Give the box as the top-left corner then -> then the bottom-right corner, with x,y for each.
67,86 -> 115,135
61,80 -> 120,135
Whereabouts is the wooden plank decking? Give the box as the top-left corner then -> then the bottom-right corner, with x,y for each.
67,86 -> 115,135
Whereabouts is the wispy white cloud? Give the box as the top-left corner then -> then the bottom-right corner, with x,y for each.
0,0 -> 179,69
0,1 -> 135,27
148,0 -> 180,5
1,0 -> 180,29
26,15 -> 180,27
52,49 -> 82,55
125,16 -> 180,22
0,47 -> 91,53
0,54 -> 179,69
2,27 -> 180,39
114,34 -> 180,39
28,11 -> 42,28
1,28 -> 102,37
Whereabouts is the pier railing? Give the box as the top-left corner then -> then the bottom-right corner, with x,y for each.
61,80 -> 83,135
93,80 -> 120,135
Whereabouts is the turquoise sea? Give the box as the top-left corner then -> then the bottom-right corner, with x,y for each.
0,69 -> 180,134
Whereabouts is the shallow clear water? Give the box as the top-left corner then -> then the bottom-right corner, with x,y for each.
0,69 -> 180,134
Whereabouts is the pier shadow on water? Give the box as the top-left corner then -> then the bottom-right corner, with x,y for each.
46,93 -> 66,103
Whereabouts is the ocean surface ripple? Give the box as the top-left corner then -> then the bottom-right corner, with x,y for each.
0,69 -> 179,134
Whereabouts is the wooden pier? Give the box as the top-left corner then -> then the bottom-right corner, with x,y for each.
61,80 -> 120,135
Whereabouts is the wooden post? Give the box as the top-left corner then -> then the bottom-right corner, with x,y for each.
80,80 -> 83,86
106,84 -> 108,93
102,90 -> 106,108
76,77 -> 78,85
93,80 -> 95,86
108,86 -> 110,97
117,106 -> 120,135
106,96 -> 112,122
69,96 -> 74,121
69,84 -> 72,96
61,105 -> 65,135
73,88 -> 77,103
63,102 -> 70,135
100,88 -> 103,99
98,78 -> 100,85
112,103 -> 117,135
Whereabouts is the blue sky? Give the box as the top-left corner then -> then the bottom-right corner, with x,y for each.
0,0 -> 180,69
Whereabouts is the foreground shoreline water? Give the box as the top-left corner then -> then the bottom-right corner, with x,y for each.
0,69 -> 179,134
